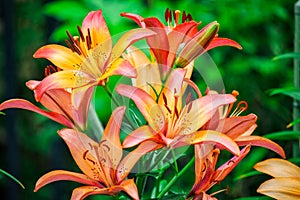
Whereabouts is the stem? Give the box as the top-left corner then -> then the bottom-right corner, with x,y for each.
157,157 -> 195,199
171,148 -> 179,173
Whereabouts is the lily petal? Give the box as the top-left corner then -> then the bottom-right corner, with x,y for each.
58,129 -> 103,181
121,12 -> 146,27
34,70 -> 95,101
213,145 -> 251,182
117,140 -> 163,182
122,125 -> 157,148
206,37 -> 242,51
0,99 -> 73,127
108,28 -> 156,64
219,114 -> 257,139
254,158 -> 300,178
142,17 -> 169,73
257,177 -> 300,200
235,135 -> 286,158
174,94 -> 236,135
33,44 -> 82,70
116,84 -> 165,132
101,58 -> 136,80
71,179 -> 139,200
82,10 -> 112,61
174,130 -> 240,156
101,106 -> 125,167
34,170 -> 102,192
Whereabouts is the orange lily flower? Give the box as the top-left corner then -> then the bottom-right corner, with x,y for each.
0,80 -> 91,130
203,90 -> 285,158
34,107 -> 160,200
116,69 -> 240,156
188,144 -> 251,199
254,158 -> 300,200
121,8 -> 242,77
33,10 -> 155,107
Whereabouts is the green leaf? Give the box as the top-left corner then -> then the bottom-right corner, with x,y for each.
272,52 -> 300,60
0,169 -> 25,189
268,87 -> 300,100
0,111 -> 5,115
263,131 -> 300,140
234,197 -> 272,200
234,170 -> 261,181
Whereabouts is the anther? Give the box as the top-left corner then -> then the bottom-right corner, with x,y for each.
187,102 -> 193,113
77,25 -> 85,42
174,10 -> 180,26
165,8 -> 171,23
182,11 -> 187,23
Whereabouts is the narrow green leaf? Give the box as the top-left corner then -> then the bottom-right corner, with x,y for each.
234,197 -> 271,200
0,169 -> 25,189
234,170 -> 261,181
263,131 -> 300,140
0,111 -> 5,115
272,52 -> 300,60
268,87 -> 300,101
286,118 -> 300,128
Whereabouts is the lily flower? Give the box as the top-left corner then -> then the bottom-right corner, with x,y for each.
0,79 -> 90,130
121,8 -> 242,77
33,10 -> 155,108
116,69 -> 240,156
203,90 -> 285,158
34,107 -> 160,200
254,158 -> 300,200
188,144 -> 251,199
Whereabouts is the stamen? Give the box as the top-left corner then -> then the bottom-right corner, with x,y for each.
87,28 -> 92,48
165,8 -> 171,23
174,10 -> 180,26
162,93 -> 172,114
65,39 -> 75,52
174,88 -> 179,118
232,90 -> 239,98
182,11 -> 187,23
187,102 -> 193,114
77,25 -> 85,42
186,92 -> 192,105
44,65 -> 61,76
186,13 -> 193,21
230,101 -> 248,117
201,162 -> 207,172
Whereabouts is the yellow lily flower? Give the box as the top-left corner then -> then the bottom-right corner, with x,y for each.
33,10 -> 155,108
254,158 -> 300,200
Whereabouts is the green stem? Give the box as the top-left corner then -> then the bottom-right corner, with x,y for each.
157,157 -> 195,199
171,148 -> 179,173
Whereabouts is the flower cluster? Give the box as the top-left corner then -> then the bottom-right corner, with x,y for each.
0,9 -> 286,200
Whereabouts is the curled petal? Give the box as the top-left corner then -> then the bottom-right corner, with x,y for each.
33,44 -> 82,70
235,135 -> 286,158
206,37 -> 242,51
257,177 -> 300,200
34,170 -> 102,192
213,145 -> 251,182
0,99 -> 73,128
121,12 -> 146,27
254,158 -> 300,178
174,130 -> 240,156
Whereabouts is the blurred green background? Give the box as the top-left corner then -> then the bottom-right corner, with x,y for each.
0,0 -> 298,199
